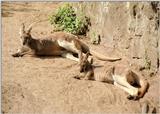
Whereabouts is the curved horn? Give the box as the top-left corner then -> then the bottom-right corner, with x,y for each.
19,23 -> 25,36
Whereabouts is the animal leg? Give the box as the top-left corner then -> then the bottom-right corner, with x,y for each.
114,81 -> 138,96
74,73 -> 85,80
57,39 -> 83,63
12,49 -> 23,57
61,52 -> 79,62
113,74 -> 139,90
70,48 -> 83,63
12,50 -> 34,57
113,75 -> 139,96
12,46 -> 34,57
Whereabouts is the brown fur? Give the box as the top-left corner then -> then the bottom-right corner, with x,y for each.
76,52 -> 149,100
76,52 -> 114,83
125,70 -> 149,100
12,23 -> 121,62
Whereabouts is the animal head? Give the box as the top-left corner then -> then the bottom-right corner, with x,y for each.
19,23 -> 33,46
79,52 -> 93,73
19,20 -> 42,46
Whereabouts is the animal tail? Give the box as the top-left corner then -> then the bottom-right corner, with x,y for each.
130,70 -> 149,99
137,79 -> 149,99
90,49 -> 121,61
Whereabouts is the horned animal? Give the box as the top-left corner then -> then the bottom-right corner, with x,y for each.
74,52 -> 149,100
12,22 -> 121,63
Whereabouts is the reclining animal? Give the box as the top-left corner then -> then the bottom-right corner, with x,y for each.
12,22 -> 121,63
74,52 -> 149,100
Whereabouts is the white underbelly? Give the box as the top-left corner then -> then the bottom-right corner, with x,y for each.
57,40 -> 78,53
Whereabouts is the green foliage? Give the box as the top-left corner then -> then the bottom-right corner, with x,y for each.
90,31 -> 101,45
49,4 -> 90,35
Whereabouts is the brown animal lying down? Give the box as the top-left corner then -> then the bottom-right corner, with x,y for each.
74,52 -> 149,100
12,22 -> 121,63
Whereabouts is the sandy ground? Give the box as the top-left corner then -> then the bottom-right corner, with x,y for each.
2,2 -> 160,114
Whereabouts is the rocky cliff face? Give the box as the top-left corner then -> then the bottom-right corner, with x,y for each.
73,2 -> 159,74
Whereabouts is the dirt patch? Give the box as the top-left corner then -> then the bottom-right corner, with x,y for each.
2,2 -> 159,114
2,81 -> 44,114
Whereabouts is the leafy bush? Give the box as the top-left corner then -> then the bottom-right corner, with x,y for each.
49,4 -> 90,35
90,31 -> 101,45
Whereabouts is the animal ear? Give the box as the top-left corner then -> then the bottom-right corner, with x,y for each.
19,23 -> 25,36
80,52 -> 83,61
84,52 -> 90,60
89,57 -> 93,64
26,25 -> 32,34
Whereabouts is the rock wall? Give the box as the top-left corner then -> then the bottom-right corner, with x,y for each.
73,2 -> 159,74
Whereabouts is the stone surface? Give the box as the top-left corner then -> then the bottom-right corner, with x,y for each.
73,2 -> 159,74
